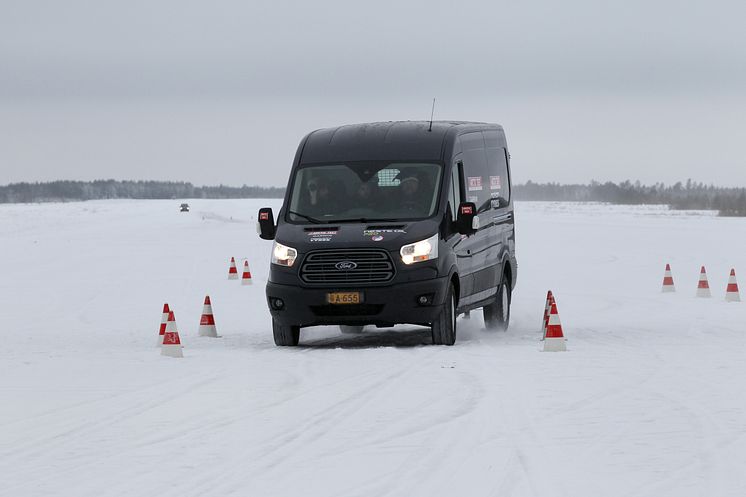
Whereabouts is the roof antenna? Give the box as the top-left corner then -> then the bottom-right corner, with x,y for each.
428,98 -> 436,132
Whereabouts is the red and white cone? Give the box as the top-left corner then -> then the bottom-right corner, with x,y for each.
161,311 -> 184,358
541,290 -> 553,340
198,295 -> 219,337
696,266 -> 712,298
543,301 -> 567,352
661,264 -> 675,293
158,303 -> 170,346
241,261 -> 253,285
725,269 -> 741,302
228,257 -> 239,280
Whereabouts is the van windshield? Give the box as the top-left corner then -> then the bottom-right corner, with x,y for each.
287,162 -> 442,223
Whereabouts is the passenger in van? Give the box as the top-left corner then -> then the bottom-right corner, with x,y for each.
397,173 -> 429,215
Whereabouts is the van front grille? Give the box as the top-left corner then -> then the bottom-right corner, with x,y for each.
300,249 -> 395,285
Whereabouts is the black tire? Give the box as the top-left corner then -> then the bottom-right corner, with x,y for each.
484,277 -> 511,331
431,283 -> 457,345
339,325 -> 365,334
273,319 -> 300,346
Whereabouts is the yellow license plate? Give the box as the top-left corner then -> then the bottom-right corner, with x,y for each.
327,292 -> 362,305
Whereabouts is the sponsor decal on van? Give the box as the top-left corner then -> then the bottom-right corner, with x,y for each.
307,230 -> 337,242
490,175 -> 502,190
467,177 -> 483,191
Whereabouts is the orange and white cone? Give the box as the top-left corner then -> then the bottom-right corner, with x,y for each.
541,290 -> 553,339
228,257 -> 238,280
241,261 -> 253,285
696,266 -> 711,298
543,301 -> 566,352
725,269 -> 741,302
161,311 -> 184,358
661,264 -> 675,293
158,303 -> 170,346
198,295 -> 219,337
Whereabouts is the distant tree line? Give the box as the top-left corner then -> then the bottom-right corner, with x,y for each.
514,180 -> 746,217
2,178 -> 746,217
0,180 -> 285,203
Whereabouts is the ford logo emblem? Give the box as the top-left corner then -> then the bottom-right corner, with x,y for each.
335,261 -> 357,270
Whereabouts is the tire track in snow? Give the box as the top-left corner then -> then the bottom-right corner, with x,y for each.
0,374 -> 222,494
183,349 -> 443,497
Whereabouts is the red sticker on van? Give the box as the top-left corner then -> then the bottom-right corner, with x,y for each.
259,212 -> 269,220
460,205 -> 473,215
467,177 -> 483,191
490,176 -> 502,190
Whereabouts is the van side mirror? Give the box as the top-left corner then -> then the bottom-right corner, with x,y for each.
257,208 -> 276,240
455,202 -> 478,235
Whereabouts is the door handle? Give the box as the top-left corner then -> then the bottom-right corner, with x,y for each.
493,212 -> 513,223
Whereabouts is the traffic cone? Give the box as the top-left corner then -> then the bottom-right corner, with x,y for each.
541,290 -> 553,339
241,261 -> 253,285
661,264 -> 675,293
696,266 -> 711,298
158,303 -> 170,346
228,257 -> 238,280
725,269 -> 741,302
161,311 -> 184,358
198,295 -> 219,337
543,301 -> 566,352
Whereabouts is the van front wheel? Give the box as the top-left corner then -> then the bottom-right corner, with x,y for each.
431,284 -> 457,345
484,279 -> 511,331
273,319 -> 300,346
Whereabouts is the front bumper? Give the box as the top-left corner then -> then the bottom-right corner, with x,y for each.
266,276 -> 450,327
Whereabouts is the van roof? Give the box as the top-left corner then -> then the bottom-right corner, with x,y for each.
300,121 -> 503,163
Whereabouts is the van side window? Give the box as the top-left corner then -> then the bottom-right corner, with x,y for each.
449,164 -> 462,221
484,130 -> 510,208
457,132 -> 491,213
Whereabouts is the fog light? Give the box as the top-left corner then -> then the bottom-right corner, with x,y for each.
270,298 -> 285,310
417,294 -> 434,306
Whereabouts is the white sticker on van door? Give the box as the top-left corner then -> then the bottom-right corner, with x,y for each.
490,175 -> 502,190
467,177 -> 483,191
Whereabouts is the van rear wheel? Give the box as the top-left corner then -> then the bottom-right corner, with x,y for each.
273,319 -> 300,346
431,284 -> 457,345
484,279 -> 511,331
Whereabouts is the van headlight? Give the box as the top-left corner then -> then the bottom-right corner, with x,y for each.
400,233 -> 438,265
271,241 -> 298,267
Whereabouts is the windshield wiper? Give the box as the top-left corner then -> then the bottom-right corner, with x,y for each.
287,210 -> 323,224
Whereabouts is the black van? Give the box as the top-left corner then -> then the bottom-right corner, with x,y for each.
257,121 -> 516,346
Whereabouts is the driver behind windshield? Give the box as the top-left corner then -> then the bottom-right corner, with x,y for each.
397,172 -> 430,216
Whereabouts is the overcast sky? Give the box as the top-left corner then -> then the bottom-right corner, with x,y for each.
2,0 -> 745,187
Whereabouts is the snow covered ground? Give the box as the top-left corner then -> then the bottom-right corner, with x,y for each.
2,199 -> 746,497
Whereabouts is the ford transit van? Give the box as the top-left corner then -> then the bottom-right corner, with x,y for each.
257,121 -> 516,346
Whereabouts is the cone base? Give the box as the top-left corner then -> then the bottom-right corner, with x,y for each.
228,274 -> 238,280
696,289 -> 712,298
198,325 -> 219,338
661,285 -> 676,293
725,293 -> 741,302
543,338 -> 567,352
157,334 -> 165,347
161,344 -> 184,358
241,279 -> 253,286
